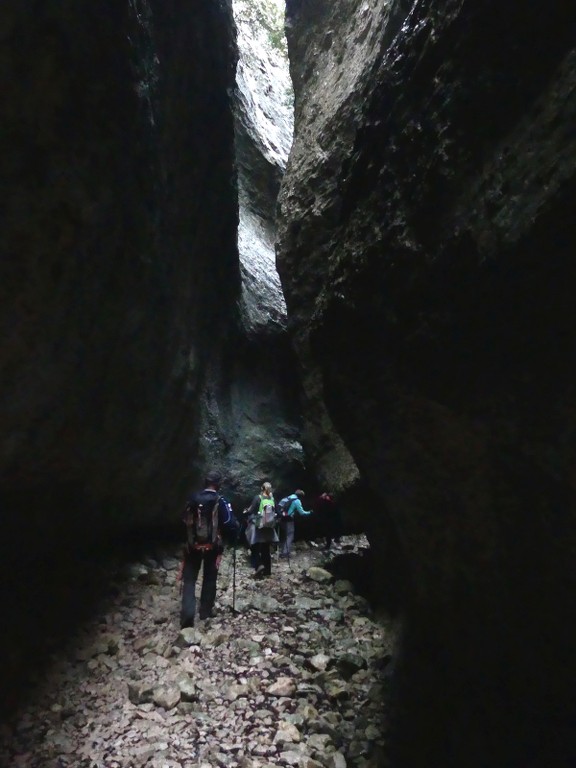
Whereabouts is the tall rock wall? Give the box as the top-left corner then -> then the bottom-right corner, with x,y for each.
277,0 -> 576,765
0,0 -> 239,558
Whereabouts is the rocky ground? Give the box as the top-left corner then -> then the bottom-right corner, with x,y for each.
0,537 -> 395,768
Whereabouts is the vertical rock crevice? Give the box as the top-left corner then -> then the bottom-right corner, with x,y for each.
197,0 -> 314,502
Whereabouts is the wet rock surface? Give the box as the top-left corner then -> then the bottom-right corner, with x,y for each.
0,536 -> 393,768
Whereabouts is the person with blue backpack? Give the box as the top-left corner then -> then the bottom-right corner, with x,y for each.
244,481 -> 279,578
278,489 -> 312,558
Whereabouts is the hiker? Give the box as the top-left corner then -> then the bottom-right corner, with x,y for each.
315,492 -> 342,550
279,490 -> 311,558
180,470 -> 239,628
244,482 -> 279,578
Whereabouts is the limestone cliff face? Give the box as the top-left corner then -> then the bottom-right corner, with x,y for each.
0,0 -> 239,558
278,0 -> 576,764
196,0 -> 310,503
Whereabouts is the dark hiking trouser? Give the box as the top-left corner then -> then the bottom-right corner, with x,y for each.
180,548 -> 219,627
280,519 -> 295,556
252,542 -> 272,575
324,513 -> 343,548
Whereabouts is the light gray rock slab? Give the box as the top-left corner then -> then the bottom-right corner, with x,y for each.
306,567 -> 333,584
267,677 -> 296,697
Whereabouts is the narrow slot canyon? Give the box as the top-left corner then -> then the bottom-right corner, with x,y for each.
1,1 -> 576,767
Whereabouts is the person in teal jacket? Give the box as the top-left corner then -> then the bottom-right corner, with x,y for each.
279,490 -> 311,557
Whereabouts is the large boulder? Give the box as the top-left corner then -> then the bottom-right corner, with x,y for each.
277,0 -> 576,765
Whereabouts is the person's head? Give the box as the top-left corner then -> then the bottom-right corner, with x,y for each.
261,481 -> 273,497
204,470 -> 222,489
295,489 -> 305,498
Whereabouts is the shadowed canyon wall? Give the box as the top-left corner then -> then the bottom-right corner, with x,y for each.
0,0 -> 314,712
0,0 -> 241,559
277,0 -> 576,765
0,0 -> 241,702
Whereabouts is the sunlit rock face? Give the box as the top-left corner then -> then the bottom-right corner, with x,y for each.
0,0 -> 239,556
233,0 -> 365,507
278,0 -> 576,764
197,0 -> 310,503
235,0 -> 292,338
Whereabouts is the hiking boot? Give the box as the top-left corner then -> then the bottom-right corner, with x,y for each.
181,619 -> 194,629
254,565 -> 266,578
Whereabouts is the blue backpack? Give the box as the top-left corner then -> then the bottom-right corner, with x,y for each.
277,496 -> 294,518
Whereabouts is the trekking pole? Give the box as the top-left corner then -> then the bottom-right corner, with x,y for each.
177,549 -> 185,596
276,523 -> 280,563
232,535 -> 237,613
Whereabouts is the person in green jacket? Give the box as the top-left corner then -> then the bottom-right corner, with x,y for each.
279,490 -> 311,558
244,482 -> 279,578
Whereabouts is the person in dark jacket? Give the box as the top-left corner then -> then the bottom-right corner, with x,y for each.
244,481 -> 279,578
316,492 -> 342,549
279,490 -> 311,558
180,470 -> 239,628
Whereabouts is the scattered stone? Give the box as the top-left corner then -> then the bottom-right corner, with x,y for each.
251,595 -> 282,613
323,680 -> 349,701
125,563 -> 149,579
224,683 -> 249,701
274,721 -> 302,744
202,630 -> 230,647
0,535 -> 389,768
299,759 -> 324,768
336,653 -> 368,680
307,653 -> 331,672
307,733 -> 333,752
327,752 -> 347,768
293,596 -> 323,611
333,580 -> 354,595
153,685 -> 181,710
315,609 -> 344,623
176,628 -> 202,647
127,681 -> 155,705
367,684 -> 384,702
267,677 -> 296,697
177,676 -> 199,702
364,724 -> 381,740
347,740 -> 369,759
306,567 -> 333,584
